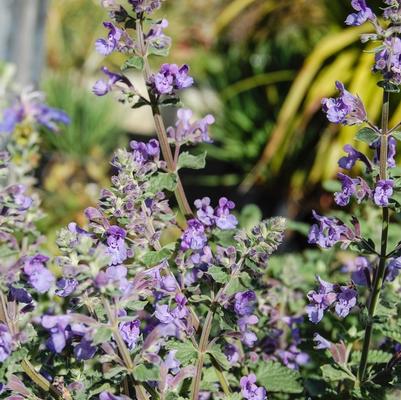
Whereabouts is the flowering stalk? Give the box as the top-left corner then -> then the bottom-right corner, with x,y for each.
358,90 -> 391,382
136,18 -> 192,218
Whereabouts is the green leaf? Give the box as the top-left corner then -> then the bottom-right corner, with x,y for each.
177,151 -> 207,170
133,364 -> 160,381
355,127 -> 379,145
207,266 -> 229,284
351,350 -> 392,365
166,341 -> 198,364
148,172 -> 178,193
148,45 -> 170,57
141,244 -> 175,267
256,361 -> 303,393
391,131 -> 401,142
92,326 -> 113,345
207,346 -> 230,370
122,55 -> 144,71
131,98 -> 149,109
320,364 -> 355,382
103,366 -> 127,379
124,300 -> 149,311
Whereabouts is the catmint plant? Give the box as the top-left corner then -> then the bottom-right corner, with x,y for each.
307,0 -> 401,397
0,2 -> 295,400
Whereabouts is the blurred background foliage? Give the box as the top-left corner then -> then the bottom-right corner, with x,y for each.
35,0 -> 401,235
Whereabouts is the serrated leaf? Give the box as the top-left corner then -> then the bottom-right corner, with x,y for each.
122,55 -> 144,71
103,365 -> 127,379
166,341 -> 198,364
133,364 -> 160,381
148,172 -> 178,193
351,350 -> 392,365
256,361 -> 303,393
177,151 -> 207,170
207,266 -> 229,284
392,131 -> 401,142
92,326 -> 113,345
356,127 -> 379,145
141,244 -> 175,267
208,346 -> 230,370
320,364 -> 355,382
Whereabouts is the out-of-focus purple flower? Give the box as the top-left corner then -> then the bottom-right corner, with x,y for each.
55,278 -> 78,297
23,254 -> 55,293
383,0 -> 401,22
343,256 -> 371,286
240,374 -> 267,400
338,144 -> 371,171
0,323 -> 13,362
371,136 -> 397,169
313,333 -> 332,350
33,104 -> 70,132
225,343 -> 240,364
8,287 -> 32,304
374,179 -> 393,207
99,392 -> 129,400
335,288 -> 358,318
42,315 -> 71,353
345,0 -> 375,26
180,219 -> 207,251
95,21 -> 132,55
386,257 -> 401,281
93,67 -> 131,96
119,320 -> 140,349
0,106 -> 24,133
308,211 -> 351,249
146,19 -> 171,51
322,81 -> 367,125
163,350 -> 180,374
129,0 -> 162,14
214,197 -> 238,230
105,226 -> 128,265
167,108 -> 214,145
238,315 -> 259,347
74,339 -> 96,361
6,184 -> 33,212
277,345 -> 309,370
374,37 -> 401,84
234,291 -> 256,317
150,64 -> 193,95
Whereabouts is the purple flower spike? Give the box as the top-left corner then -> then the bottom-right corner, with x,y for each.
93,67 -> 130,96
150,64 -> 193,95
322,81 -> 367,125
105,226 -> 128,265
0,324 -> 13,362
234,291 -> 256,317
194,197 -> 214,226
240,374 -> 267,400
119,320 -> 140,350
374,179 -> 393,207
345,0 -> 375,26
129,0 -> 162,14
95,21 -> 132,55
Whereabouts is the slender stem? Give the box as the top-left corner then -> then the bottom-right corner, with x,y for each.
211,357 -> 231,395
358,90 -> 390,382
136,18 -> 193,218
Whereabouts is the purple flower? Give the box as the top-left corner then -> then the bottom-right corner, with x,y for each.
386,257 -> 401,281
0,324 -> 12,362
74,339 -> 96,361
167,108 -> 214,145
277,345 -> 309,370
33,104 -> 70,132
335,173 -> 356,206
308,211 -> 350,249
234,291 -> 256,316
0,106 -> 24,133
99,392 -> 128,400
345,0 -> 375,26
93,67 -> 131,96
146,19 -> 171,51
371,136 -> 397,169
150,64 -> 193,95
338,144 -> 371,171
240,374 -> 267,400
194,197 -> 214,226
335,288 -> 358,318
129,139 -> 160,165
374,37 -> 401,84
119,320 -> 140,349
225,343 -> 240,364
238,315 -> 259,347
8,287 -> 32,304
154,294 -> 190,335
373,179 -> 393,207
214,197 -> 238,230
344,256 -> 371,286
322,81 -> 366,125
383,0 -> 401,22
180,219 -> 207,251
95,22 -> 132,55
105,226 -> 128,265
55,278 -> 78,297
313,333 -> 332,350
7,184 -> 33,211
23,254 -> 55,293
42,315 -> 71,353
128,0 -> 162,14
306,277 -> 337,324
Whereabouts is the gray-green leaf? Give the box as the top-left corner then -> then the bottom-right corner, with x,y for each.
177,151 -> 207,170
